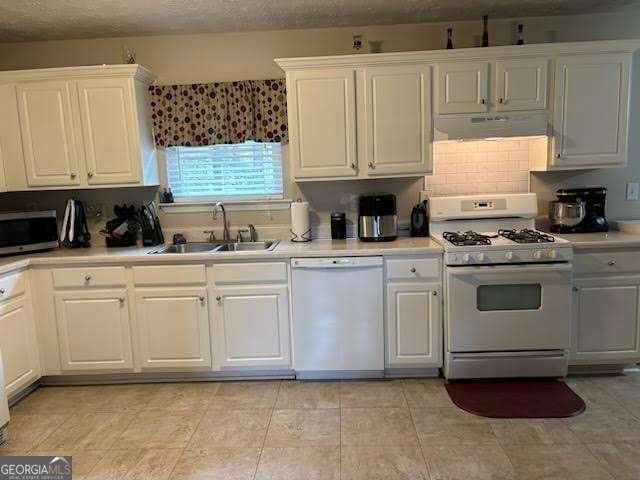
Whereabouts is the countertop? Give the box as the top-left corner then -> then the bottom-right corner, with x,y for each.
0,237 -> 442,275
555,231 -> 640,250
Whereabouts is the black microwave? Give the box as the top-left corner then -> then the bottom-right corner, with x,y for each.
0,211 -> 59,255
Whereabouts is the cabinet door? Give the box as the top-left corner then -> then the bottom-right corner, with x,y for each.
135,288 -> 211,369
571,278 -> 640,364
0,298 -> 40,397
213,285 -> 290,368
436,62 -> 489,114
77,78 -> 141,185
16,81 -> 82,187
552,54 -> 630,168
362,65 -> 432,176
495,59 -> 548,111
386,282 -> 442,367
287,69 -> 358,179
55,290 -> 134,371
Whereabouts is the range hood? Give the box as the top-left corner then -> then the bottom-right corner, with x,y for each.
434,111 -> 548,141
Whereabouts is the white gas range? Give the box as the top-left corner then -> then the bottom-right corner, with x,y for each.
428,193 -> 573,380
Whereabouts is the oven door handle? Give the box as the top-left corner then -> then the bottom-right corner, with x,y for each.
447,263 -> 572,276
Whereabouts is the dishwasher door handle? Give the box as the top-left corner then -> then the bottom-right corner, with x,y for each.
291,257 -> 383,269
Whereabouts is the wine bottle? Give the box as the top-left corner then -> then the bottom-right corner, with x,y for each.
446,28 -> 454,49
481,15 -> 489,47
517,24 -> 524,45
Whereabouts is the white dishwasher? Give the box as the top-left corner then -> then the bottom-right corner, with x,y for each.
291,256 -> 384,379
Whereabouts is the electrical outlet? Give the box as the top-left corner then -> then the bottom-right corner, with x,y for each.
626,182 -> 640,201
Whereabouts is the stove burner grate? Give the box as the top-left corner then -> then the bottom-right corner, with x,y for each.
443,231 -> 493,246
498,229 -> 555,244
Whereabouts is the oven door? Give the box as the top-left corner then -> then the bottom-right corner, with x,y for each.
446,263 -> 571,352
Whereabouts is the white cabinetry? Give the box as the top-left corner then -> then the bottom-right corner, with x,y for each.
211,262 -> 290,369
571,250 -> 640,366
0,292 -> 40,397
54,290 -> 134,371
495,59 -> 548,111
361,65 -> 432,176
287,68 -> 358,179
435,61 -> 489,114
385,257 -> 443,369
16,80 -> 82,187
0,65 -> 158,191
134,288 -> 211,370
550,54 -> 630,169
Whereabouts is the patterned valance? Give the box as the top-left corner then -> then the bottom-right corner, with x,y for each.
149,79 -> 287,147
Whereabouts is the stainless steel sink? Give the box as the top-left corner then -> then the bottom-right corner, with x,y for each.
216,241 -> 279,252
150,242 -> 221,254
149,240 -> 279,254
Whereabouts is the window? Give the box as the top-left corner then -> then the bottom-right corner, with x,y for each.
165,141 -> 283,202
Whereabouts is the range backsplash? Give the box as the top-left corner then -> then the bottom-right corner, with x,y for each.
425,137 -> 533,196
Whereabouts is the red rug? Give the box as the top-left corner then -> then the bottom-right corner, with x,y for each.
445,379 -> 586,418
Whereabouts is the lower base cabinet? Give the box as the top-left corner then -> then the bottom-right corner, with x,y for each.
386,282 -> 442,367
0,297 -> 40,397
571,276 -> 640,364
54,289 -> 134,371
134,288 -> 211,369
212,284 -> 290,368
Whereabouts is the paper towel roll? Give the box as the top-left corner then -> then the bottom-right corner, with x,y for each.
290,201 -> 311,242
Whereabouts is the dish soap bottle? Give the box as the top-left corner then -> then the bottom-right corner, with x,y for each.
481,15 -> 489,47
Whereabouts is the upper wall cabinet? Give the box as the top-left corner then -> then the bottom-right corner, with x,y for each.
0,65 -> 158,191
495,59 -> 548,111
549,54 -> 631,170
278,40 -> 640,178
361,65 -> 432,176
287,68 -> 359,179
436,61 -> 489,114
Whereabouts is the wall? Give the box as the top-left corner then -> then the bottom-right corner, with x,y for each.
2,10 -> 640,241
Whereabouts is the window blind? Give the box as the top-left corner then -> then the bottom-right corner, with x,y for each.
165,142 -> 283,201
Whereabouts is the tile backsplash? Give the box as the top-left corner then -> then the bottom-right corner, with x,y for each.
425,138 -> 533,196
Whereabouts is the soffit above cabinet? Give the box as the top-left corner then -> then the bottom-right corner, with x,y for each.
275,39 -> 640,70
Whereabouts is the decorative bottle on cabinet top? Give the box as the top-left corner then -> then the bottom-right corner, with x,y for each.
517,24 -> 525,45
481,15 -> 489,47
446,28 -> 454,49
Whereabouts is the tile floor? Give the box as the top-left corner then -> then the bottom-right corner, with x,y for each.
1,371 -> 640,479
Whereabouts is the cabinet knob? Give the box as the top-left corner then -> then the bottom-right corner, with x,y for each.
70,172 -> 77,179
351,162 -> 357,170
0,288 -> 5,295
432,291 -> 438,296
199,295 -> 205,303
216,296 -> 222,304
498,98 -> 504,104
118,297 -> 125,304
87,171 -> 94,178
572,286 -> 579,292
608,260 -> 616,266
555,153 -> 562,159
368,162 -> 375,170
84,274 -> 92,282
480,98 -> 487,105
410,267 -> 416,273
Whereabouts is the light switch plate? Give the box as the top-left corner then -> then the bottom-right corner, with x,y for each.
626,182 -> 640,201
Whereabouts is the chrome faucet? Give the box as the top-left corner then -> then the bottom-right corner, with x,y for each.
213,202 -> 230,241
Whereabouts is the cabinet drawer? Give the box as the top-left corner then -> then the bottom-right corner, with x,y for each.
0,272 -> 26,303
133,264 -> 206,286
52,266 -> 126,288
386,257 -> 441,281
212,262 -> 287,284
574,252 -> 640,275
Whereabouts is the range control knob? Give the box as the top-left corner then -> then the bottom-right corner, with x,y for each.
462,254 -> 471,263
504,251 -> 514,261
533,250 -> 543,259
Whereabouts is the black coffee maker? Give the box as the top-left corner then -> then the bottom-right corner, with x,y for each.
550,187 -> 608,233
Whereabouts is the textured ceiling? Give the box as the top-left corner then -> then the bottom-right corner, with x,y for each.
1,0 -> 639,42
